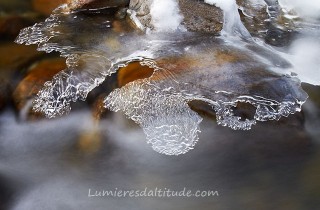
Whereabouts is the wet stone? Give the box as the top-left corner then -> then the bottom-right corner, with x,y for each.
0,77 -> 9,111
302,83 -> 320,109
12,57 -> 66,120
0,43 -> 44,110
0,15 -> 36,40
68,0 -> 130,10
32,0 -> 68,16
117,61 -> 154,87
0,43 -> 43,72
265,26 -> 297,47
0,0 -> 33,13
91,94 -> 110,122
237,0 -> 270,38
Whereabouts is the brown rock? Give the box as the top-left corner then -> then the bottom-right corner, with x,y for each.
0,15 -> 34,40
117,61 -> 154,87
0,77 -> 9,111
0,43 -> 43,71
68,0 -> 129,10
91,94 -> 110,122
0,43 -> 43,112
179,0 -> 223,34
32,0 -> 130,16
12,57 -> 66,120
32,0 -> 68,16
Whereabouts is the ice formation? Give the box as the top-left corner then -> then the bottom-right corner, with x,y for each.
150,0 -> 184,32
204,0 -> 251,39
15,1 -> 315,155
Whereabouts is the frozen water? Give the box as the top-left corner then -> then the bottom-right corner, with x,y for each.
15,2 -> 312,155
150,0 -> 184,32
105,74 -> 202,155
204,0 -> 251,39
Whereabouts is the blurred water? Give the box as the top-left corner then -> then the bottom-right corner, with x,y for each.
0,105 -> 319,209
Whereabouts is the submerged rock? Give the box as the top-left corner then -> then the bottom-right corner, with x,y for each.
0,77 -> 9,111
13,58 -> 66,120
0,43 -> 44,112
32,0 -> 130,16
68,0 -> 130,10
0,43 -> 43,71
0,15 -> 36,40
117,61 -> 154,87
32,0 -> 68,16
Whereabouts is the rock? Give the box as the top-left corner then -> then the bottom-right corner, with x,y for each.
129,0 -> 152,30
0,43 -> 44,112
0,77 -> 9,111
129,0 -> 223,33
179,0 -> 223,33
237,0 -> 270,38
117,61 -> 154,87
91,94 -> 110,122
32,0 -> 130,16
302,83 -> 320,108
0,15 -> 35,40
12,57 -> 66,120
0,43 -> 43,71
68,0 -> 130,10
0,0 -> 33,13
265,26 -> 296,47
32,0 -> 68,16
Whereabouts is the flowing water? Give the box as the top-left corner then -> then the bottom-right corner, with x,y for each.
1,0 -> 320,209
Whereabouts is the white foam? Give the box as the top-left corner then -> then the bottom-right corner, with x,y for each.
279,0 -> 320,19
287,38 -> 320,85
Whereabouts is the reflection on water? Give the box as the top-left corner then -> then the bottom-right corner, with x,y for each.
1,0 -> 320,209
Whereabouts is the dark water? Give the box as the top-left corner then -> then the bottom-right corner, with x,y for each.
1,1 -> 320,210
